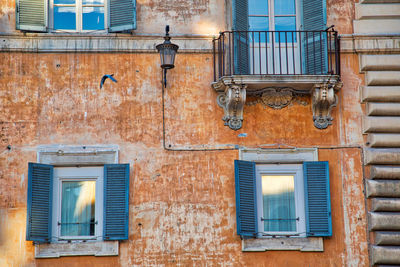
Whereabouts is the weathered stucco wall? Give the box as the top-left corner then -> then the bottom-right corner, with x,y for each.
0,51 -> 368,266
0,0 -> 371,265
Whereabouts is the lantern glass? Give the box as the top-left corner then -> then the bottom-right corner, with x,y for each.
157,43 -> 178,69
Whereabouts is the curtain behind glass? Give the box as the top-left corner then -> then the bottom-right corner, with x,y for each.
262,175 -> 296,232
61,181 -> 95,236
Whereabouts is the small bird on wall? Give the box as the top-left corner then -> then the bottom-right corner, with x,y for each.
100,74 -> 117,89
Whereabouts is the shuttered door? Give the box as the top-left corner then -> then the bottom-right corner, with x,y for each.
303,161 -> 332,236
232,0 -> 249,74
109,0 -> 136,32
16,0 -> 48,32
26,163 -> 53,242
234,160 -> 258,237
301,0 -> 327,74
103,164 -> 130,240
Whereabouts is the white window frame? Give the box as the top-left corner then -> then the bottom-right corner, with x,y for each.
49,0 -> 108,32
52,166 -> 104,242
256,164 -> 306,237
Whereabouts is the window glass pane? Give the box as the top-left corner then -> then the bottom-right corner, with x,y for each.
61,181 -> 96,236
54,0 -> 75,4
83,0 -> 104,4
262,175 -> 296,232
249,0 -> 268,15
249,16 -> 269,43
274,16 -> 296,42
274,0 -> 295,15
54,6 -> 76,30
82,7 -> 105,30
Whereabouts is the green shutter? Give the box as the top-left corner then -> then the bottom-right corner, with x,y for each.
234,160 -> 258,237
303,161 -> 332,237
16,0 -> 48,32
103,164 -> 130,240
26,163 -> 53,242
108,0 -> 136,32
301,0 -> 327,74
232,0 -> 249,75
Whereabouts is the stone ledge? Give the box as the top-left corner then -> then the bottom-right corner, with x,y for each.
340,36 -> 400,53
367,134 -> 400,147
242,237 -> 323,252
0,34 -> 213,53
361,86 -> 400,103
366,103 -> 400,116
363,117 -> 400,133
35,241 -> 119,258
366,71 -> 400,86
355,3 -> 400,20
364,148 -> 400,165
371,245 -> 400,265
375,231 -> 400,245
360,55 -> 400,72
371,166 -> 400,179
372,198 -> 400,211
369,212 -> 400,230
354,19 -> 400,35
366,180 -> 400,197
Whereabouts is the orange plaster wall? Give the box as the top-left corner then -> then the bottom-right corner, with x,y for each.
0,50 -> 368,266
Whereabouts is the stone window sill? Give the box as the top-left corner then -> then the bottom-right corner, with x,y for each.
242,237 -> 323,252
35,241 -> 119,258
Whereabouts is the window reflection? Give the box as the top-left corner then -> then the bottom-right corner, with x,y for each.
262,175 -> 296,232
61,181 -> 96,236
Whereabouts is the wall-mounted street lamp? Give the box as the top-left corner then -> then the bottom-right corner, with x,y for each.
156,25 -> 179,87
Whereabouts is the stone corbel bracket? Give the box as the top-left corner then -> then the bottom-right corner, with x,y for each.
217,84 -> 247,130
311,81 -> 343,129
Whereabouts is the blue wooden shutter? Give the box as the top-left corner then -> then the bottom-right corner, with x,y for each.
232,0 -> 249,74
103,164 -> 130,240
26,163 -> 53,242
16,0 -> 48,32
301,0 -> 327,74
234,160 -> 258,237
303,161 -> 332,237
108,0 -> 136,32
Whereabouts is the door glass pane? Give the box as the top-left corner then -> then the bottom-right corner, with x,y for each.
249,0 -> 268,15
274,0 -> 295,15
61,181 -> 96,236
54,0 -> 75,4
249,16 -> 269,43
262,175 -> 296,232
82,7 -> 105,30
54,6 -> 76,30
82,0 -> 103,4
274,16 -> 296,42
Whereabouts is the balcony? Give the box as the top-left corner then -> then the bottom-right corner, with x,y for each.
211,29 -> 342,130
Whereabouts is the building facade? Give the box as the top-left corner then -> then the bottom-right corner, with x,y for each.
0,0 -> 398,266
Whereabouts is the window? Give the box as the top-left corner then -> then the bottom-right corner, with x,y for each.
26,163 -> 130,244
52,0 -> 106,31
16,0 -> 136,32
256,164 -> 306,237
234,149 -> 332,245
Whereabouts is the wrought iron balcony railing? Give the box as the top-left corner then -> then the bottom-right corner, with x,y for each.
213,28 -> 340,81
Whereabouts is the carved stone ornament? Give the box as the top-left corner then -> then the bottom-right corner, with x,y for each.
217,84 -> 247,130
246,87 -> 308,109
311,82 -> 342,129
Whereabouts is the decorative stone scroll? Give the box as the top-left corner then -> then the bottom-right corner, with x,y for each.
311,81 -> 342,129
217,84 -> 247,130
